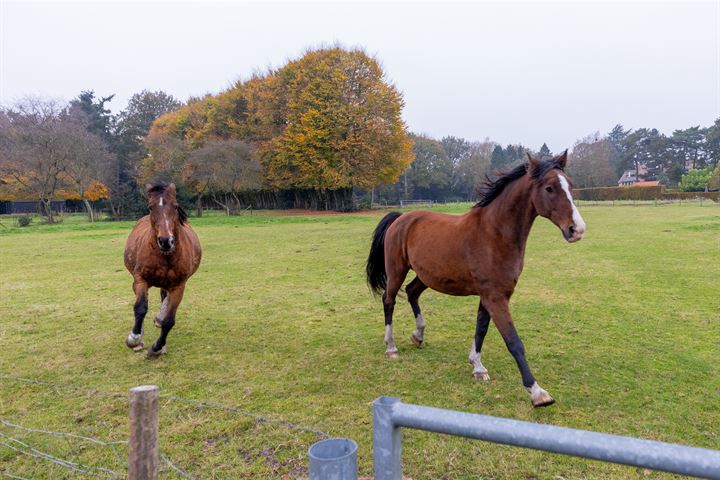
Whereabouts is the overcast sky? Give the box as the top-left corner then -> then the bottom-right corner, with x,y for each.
1,1 -> 718,150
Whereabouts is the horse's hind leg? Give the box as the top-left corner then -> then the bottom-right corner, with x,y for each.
469,302 -> 491,381
126,279 -> 148,351
154,289 -> 169,328
148,284 -> 184,358
383,266 -> 408,359
406,276 -> 428,347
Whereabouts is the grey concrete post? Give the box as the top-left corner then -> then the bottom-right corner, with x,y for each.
372,396 -> 402,480
128,385 -> 159,480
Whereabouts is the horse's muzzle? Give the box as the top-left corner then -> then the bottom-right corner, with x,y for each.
563,224 -> 585,243
158,236 -> 176,254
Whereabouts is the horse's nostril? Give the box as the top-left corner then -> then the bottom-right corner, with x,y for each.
158,237 -> 172,250
569,225 -> 576,235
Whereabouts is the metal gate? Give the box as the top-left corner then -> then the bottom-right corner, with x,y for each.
372,396 -> 720,479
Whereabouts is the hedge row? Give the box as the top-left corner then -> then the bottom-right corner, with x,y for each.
574,186 -> 719,201
575,186 -> 662,201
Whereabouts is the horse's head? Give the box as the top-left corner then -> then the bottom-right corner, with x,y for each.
146,182 -> 187,255
527,151 -> 586,243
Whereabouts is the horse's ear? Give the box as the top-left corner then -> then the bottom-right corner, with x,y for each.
145,184 -> 153,194
554,149 -> 568,169
526,151 -> 540,169
167,183 -> 177,196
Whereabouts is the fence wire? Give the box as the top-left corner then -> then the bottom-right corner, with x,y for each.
1,373 -> 327,478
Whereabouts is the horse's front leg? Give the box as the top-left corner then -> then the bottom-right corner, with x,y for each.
126,278 -> 148,351
147,284 -> 185,358
154,289 -> 168,328
484,294 -> 554,407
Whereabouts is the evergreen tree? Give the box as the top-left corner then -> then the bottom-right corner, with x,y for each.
607,124 -> 631,176
671,126 -> 706,171
538,143 -> 552,160
490,145 -> 507,169
704,118 -> 720,169
70,91 -> 114,142
112,91 -> 182,218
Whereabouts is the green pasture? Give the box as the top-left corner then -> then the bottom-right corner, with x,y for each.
0,203 -> 718,479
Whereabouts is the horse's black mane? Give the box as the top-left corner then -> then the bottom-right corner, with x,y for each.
148,181 -> 187,225
177,206 -> 188,225
148,182 -> 170,195
474,159 -> 564,208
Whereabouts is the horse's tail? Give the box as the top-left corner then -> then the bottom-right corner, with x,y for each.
366,211 -> 402,296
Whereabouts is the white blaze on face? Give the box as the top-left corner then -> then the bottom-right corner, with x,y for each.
557,174 -> 586,238
158,196 -> 172,235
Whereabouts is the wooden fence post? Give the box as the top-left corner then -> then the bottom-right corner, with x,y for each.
129,385 -> 159,480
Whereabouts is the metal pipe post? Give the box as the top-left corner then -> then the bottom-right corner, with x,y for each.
372,397 -> 402,480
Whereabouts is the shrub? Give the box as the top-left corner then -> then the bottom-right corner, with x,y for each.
16,215 -> 32,227
679,168 -> 712,192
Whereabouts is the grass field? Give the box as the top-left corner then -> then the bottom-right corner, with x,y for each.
0,203 -> 718,479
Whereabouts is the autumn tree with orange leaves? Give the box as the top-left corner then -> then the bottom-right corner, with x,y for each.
146,47 -> 414,210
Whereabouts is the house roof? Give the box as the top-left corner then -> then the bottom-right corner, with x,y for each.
618,170 -> 639,184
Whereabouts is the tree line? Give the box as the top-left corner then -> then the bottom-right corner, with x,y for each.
0,90 -> 182,222
377,121 -> 720,204
1,46 -> 718,221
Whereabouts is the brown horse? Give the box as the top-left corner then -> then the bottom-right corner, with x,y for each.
366,151 -> 585,407
124,183 -> 202,358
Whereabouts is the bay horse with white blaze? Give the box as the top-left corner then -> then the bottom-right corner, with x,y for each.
124,183 -> 202,358
366,151 -> 585,407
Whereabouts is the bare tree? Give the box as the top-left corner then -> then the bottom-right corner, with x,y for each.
568,133 -> 616,188
453,140 -> 494,199
0,98 -> 70,223
0,97 -> 113,222
184,140 -> 262,215
63,106 -> 115,221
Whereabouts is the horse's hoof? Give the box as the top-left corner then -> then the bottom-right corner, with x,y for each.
131,343 -> 144,352
529,383 -> 555,408
473,371 -> 490,382
154,317 -> 163,328
532,395 -> 556,408
410,333 -> 423,348
385,350 -> 400,359
126,332 -> 144,350
146,345 -> 168,359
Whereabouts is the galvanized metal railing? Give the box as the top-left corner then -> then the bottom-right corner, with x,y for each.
373,396 -> 720,480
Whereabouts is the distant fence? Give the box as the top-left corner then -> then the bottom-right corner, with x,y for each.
575,197 -> 719,207
372,396 -> 720,480
399,199 -> 434,208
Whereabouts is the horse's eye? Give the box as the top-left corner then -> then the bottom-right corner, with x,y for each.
545,186 -> 554,193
